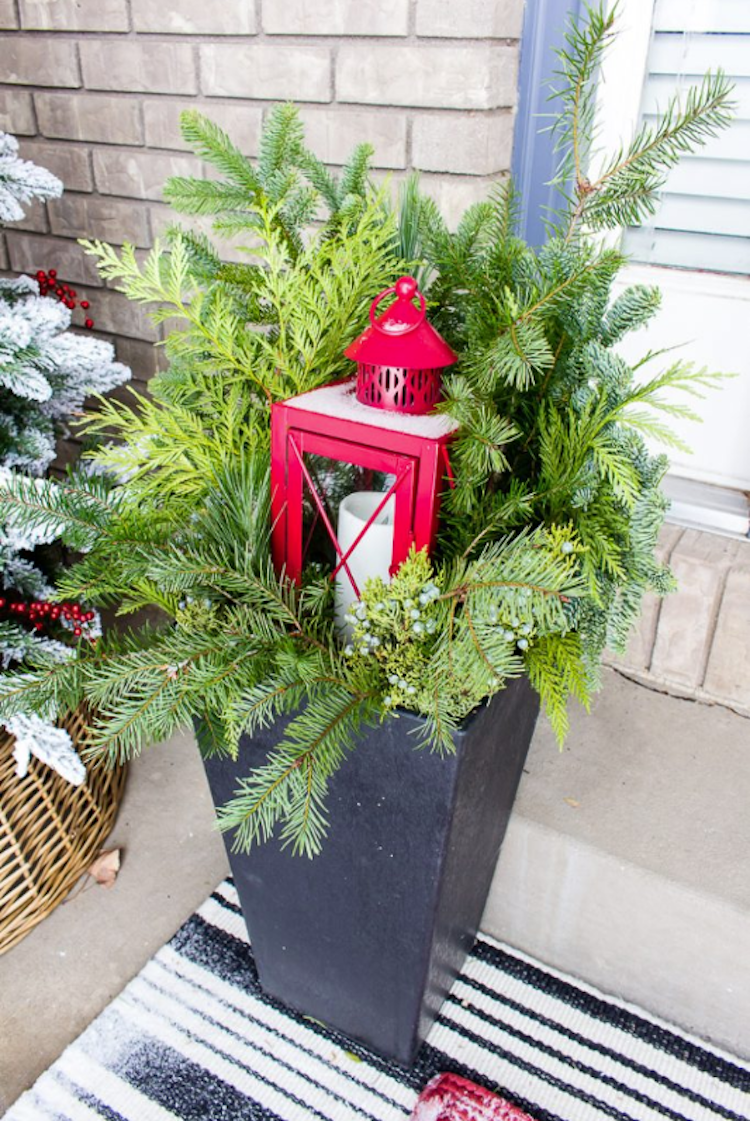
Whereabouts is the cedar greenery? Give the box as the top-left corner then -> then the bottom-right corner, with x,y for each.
0,5 -> 734,855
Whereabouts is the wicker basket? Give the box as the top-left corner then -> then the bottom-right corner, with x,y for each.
0,708 -> 127,955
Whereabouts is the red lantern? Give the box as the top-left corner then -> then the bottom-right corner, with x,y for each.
270,277 -> 457,622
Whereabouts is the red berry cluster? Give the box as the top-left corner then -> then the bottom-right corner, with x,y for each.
35,268 -> 94,329
0,596 -> 96,639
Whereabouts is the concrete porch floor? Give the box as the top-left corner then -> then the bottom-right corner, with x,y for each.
1,667 -> 749,1113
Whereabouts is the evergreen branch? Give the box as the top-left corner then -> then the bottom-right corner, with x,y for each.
81,632 -> 265,764
0,660 -> 84,721
549,1 -> 618,228
194,708 -> 233,760
566,4 -> 617,186
81,237 -> 275,406
339,143 -> 374,201
585,71 -> 735,231
525,633 -> 590,744
520,251 -> 622,323
296,149 -> 340,213
617,408 -> 692,452
0,472 -> 118,551
549,4 -> 733,237
616,361 -> 728,413
163,178 -> 258,217
497,320 -> 554,390
164,224 -> 224,281
258,103 -> 305,187
419,675 -> 459,754
590,436 -> 640,508
178,110 -> 262,193
216,686 -> 376,857
0,621 -> 46,664
601,285 -> 661,346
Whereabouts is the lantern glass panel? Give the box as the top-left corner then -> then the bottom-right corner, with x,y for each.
298,452 -> 392,573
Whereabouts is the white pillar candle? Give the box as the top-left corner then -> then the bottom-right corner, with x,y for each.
334,491 -> 395,641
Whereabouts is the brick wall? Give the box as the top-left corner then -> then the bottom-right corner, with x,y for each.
0,0 -> 524,415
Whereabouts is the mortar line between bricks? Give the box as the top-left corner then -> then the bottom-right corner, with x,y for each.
143,194 -> 154,248
194,41 -> 202,98
2,84 -> 514,118
257,34 -> 519,46
136,93 -> 146,149
415,170 -> 503,184
337,100 -> 515,113
28,88 -> 191,103
6,28 -> 133,38
411,106 -> 516,118
1,81 -> 85,93
27,87 -> 38,134
164,33 -> 516,47
4,31 -> 519,45
2,29 -> 518,45
22,135 -> 101,156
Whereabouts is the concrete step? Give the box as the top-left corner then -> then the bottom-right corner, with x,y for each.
482,667 -> 750,1061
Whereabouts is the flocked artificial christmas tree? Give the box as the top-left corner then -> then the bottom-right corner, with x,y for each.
0,131 -> 129,783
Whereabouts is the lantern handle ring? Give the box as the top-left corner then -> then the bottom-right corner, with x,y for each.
369,280 -> 426,336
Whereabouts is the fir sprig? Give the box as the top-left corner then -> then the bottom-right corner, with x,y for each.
549,4 -> 734,237
217,684 -> 379,858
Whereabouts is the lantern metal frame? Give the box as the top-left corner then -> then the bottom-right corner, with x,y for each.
270,379 -> 457,594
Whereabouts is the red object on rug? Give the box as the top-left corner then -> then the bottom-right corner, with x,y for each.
410,1074 -> 537,1121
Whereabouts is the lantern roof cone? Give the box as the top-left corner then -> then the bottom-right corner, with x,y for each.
344,276 -> 457,369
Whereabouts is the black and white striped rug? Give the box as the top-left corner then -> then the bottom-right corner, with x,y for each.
7,880 -> 750,1121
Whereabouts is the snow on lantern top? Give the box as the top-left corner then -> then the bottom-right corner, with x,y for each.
344,276 -> 457,415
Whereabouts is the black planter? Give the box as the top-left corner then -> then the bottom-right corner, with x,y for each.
201,675 -> 539,1066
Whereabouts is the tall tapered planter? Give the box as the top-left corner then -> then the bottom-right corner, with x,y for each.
201,675 -> 539,1065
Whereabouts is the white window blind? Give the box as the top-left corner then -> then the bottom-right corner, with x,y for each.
622,0 -> 750,276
